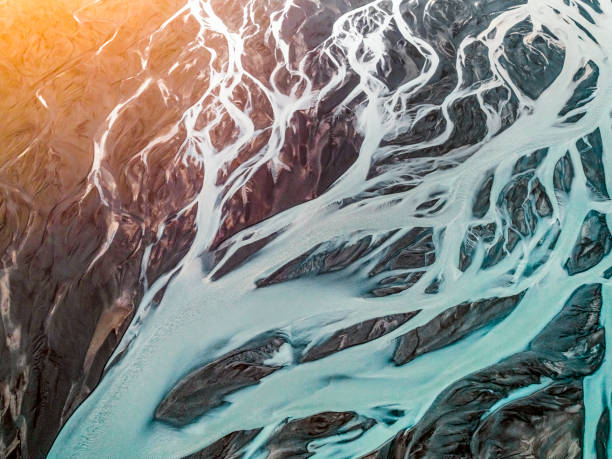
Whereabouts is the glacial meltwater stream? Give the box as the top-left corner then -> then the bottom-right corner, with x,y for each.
23,0 -> 612,456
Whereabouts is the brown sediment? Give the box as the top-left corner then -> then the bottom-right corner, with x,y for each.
0,1 -> 203,456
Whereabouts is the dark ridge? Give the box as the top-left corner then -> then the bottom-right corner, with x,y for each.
402,94 -> 489,159
564,112 -> 588,124
564,210 -> 612,276
418,0 -> 528,57
183,429 -> 262,459
529,284 -> 604,372
375,19 -> 426,91
460,41 -> 493,88
211,0 -> 375,250
482,85 -> 521,132
577,128 -> 610,200
0,140 -> 201,458
393,292 -> 525,365
523,221 -> 561,277
156,333 -> 288,427
553,151 -> 575,194
379,107 -> 447,148
559,60 -> 599,117
500,18 -> 565,100
370,283 -> 604,458
256,233 -> 389,288
424,276 -> 442,294
146,205 -> 199,284
570,17 -> 600,44
370,271 -> 426,297
264,411 -> 376,458
471,381 -> 585,458
185,412 -> 376,459
369,227 -> 436,276
596,407 -> 610,459
301,311 -> 420,363
578,0 -> 603,14
480,171 -> 554,270
497,173 -> 552,238
212,106 -> 363,248
512,148 -> 548,175
481,233 -> 511,269
472,172 -> 494,218
210,232 -> 280,281
415,194 -> 447,216
532,177 -> 554,217
577,4 -> 596,24
459,222 -> 497,271
479,170 -> 554,269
